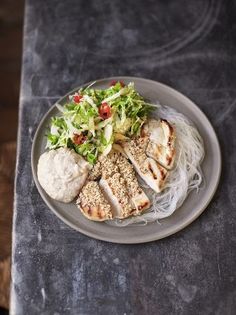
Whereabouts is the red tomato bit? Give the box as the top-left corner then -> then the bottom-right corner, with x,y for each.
73,133 -> 86,145
73,95 -> 82,103
99,102 -> 112,119
110,80 -> 125,87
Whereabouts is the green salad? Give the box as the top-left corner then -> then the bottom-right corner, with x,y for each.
46,81 -> 153,164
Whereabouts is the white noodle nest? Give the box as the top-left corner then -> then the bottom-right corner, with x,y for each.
106,105 -> 205,227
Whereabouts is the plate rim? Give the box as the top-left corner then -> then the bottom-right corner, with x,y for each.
31,76 -> 222,244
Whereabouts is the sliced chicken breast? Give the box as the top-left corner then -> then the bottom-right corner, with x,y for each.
120,138 -> 168,193
88,148 -> 121,181
143,119 -> 176,170
99,175 -> 133,219
98,150 -> 150,218
114,150 -> 150,212
77,181 -> 113,221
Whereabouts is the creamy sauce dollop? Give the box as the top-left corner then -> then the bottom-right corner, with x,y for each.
37,148 -> 90,203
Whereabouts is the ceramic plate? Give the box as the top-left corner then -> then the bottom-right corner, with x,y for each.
31,77 -> 221,244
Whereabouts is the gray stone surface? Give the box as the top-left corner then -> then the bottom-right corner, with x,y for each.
11,0 -> 236,314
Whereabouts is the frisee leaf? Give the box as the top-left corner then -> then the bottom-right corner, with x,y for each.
46,82 -> 154,164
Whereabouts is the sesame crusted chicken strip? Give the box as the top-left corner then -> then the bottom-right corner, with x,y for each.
99,151 -> 120,178
88,150 -> 120,181
100,173 -> 134,219
115,152 -> 150,214
76,181 -> 113,221
120,138 -> 168,193
98,150 -> 150,218
142,119 -> 176,170
99,151 -> 135,218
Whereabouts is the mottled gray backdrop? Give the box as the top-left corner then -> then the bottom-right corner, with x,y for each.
12,0 -> 236,314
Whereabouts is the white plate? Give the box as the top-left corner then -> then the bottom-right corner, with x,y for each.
31,77 -> 221,243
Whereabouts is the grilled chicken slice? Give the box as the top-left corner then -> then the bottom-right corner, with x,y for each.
142,119 -> 176,170
99,174 -> 133,219
89,150 -> 119,182
76,181 -> 113,221
86,149 -> 151,219
98,150 -> 150,218
114,150 -> 150,212
120,138 -> 168,193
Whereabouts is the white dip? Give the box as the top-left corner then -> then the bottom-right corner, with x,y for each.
37,147 -> 89,203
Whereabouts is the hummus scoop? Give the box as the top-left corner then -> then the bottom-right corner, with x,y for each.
37,147 -> 90,203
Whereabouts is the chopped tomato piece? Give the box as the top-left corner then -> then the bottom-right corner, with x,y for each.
99,102 -> 112,119
73,133 -> 86,145
110,80 -> 125,87
73,95 -> 82,103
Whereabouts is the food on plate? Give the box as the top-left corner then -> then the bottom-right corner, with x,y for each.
99,150 -> 150,218
76,181 -> 113,221
120,138 -> 168,193
37,147 -> 89,203
46,82 -> 152,165
88,150 -> 150,219
142,119 -> 176,169
77,150 -> 150,221
113,150 -> 151,212
37,80 -> 204,225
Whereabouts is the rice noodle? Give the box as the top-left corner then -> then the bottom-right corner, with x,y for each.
106,105 -> 205,227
